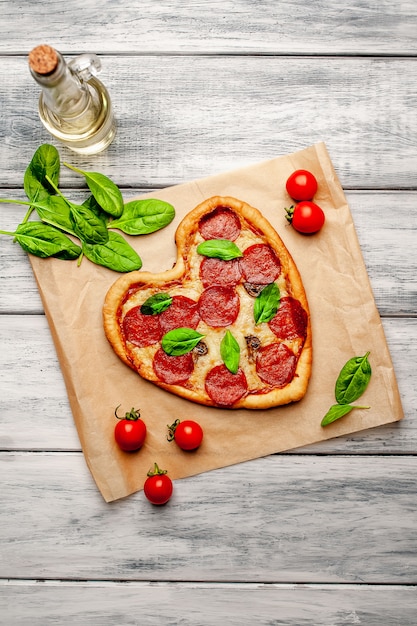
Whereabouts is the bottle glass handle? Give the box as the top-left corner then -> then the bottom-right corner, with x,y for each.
69,53 -> 102,82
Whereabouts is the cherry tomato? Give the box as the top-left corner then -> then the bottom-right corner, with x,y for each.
144,463 -> 173,505
114,406 -> 147,452
167,418 -> 203,451
286,169 -> 318,201
285,201 -> 325,234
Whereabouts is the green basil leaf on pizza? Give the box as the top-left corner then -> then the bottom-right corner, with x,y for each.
141,293 -> 173,315
162,328 -> 205,356
220,330 -> 240,374
197,239 -> 242,260
254,282 -> 280,325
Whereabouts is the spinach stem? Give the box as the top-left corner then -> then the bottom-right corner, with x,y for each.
0,198 -> 35,224
0,198 -> 31,206
62,161 -> 81,174
21,206 -> 34,224
45,175 -> 72,207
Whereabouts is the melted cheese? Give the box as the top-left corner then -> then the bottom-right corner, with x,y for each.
122,217 -> 302,399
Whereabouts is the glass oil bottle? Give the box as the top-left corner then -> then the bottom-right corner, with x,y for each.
28,44 -> 116,155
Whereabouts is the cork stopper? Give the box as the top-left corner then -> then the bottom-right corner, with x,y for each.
28,45 -> 58,75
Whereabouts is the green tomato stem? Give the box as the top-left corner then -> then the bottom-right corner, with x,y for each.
167,419 -> 180,442
147,462 -> 168,477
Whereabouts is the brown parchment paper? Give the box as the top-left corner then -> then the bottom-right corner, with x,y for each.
29,143 -> 404,502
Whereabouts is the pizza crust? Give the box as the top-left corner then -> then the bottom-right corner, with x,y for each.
103,196 -> 312,409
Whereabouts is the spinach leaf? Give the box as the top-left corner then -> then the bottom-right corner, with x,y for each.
82,231 -> 142,272
321,403 -> 370,427
141,293 -> 173,315
82,194 -> 109,222
34,196 -> 77,235
254,282 -> 280,324
196,239 -> 242,261
335,352 -> 372,405
64,162 -> 124,218
161,328 -> 205,356
110,199 -> 175,235
70,202 -> 109,245
220,330 -> 240,374
13,222 -> 81,260
24,144 -> 60,202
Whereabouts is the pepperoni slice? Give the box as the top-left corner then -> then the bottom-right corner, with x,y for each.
268,296 -> 308,341
153,348 -> 194,385
198,286 -> 240,327
159,295 -> 200,333
256,343 -> 297,388
205,364 -> 248,406
200,257 -> 242,288
198,207 -> 241,241
122,306 -> 162,348
239,243 -> 281,284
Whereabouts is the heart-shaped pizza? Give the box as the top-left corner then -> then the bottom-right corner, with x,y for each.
103,196 -> 312,409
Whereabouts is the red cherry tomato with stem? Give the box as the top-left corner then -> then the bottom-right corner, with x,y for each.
286,169 -> 318,201
144,463 -> 173,505
114,406 -> 147,452
285,201 -> 325,234
167,418 -> 203,451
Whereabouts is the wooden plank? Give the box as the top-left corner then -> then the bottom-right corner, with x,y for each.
0,56 -> 417,189
1,0 -> 417,55
1,191 -> 416,316
0,315 -> 78,451
0,453 -> 416,583
352,191 -> 417,317
0,315 -> 414,453
0,581 -> 416,626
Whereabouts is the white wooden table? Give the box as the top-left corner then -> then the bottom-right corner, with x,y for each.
1,2 -> 416,624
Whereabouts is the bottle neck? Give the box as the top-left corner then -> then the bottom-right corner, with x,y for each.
30,49 -> 92,120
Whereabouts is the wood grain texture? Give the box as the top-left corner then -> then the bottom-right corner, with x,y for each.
0,315 -> 414,453
0,581 -> 416,626
0,57 -> 417,189
0,453 -> 416,584
1,0 -> 417,55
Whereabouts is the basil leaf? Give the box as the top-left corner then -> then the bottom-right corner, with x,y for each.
321,403 -> 370,427
14,222 -> 81,260
141,293 -> 173,315
110,199 -> 175,235
64,163 -> 124,218
82,231 -> 142,272
34,196 -> 76,235
254,282 -> 280,324
24,144 -> 60,202
197,239 -> 242,261
220,330 -> 240,374
162,328 -> 205,356
70,202 -> 109,245
335,352 -> 372,405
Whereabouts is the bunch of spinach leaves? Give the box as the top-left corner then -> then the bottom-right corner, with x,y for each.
0,144 -> 175,272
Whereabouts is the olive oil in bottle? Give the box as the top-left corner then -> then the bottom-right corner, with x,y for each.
28,44 -> 116,155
